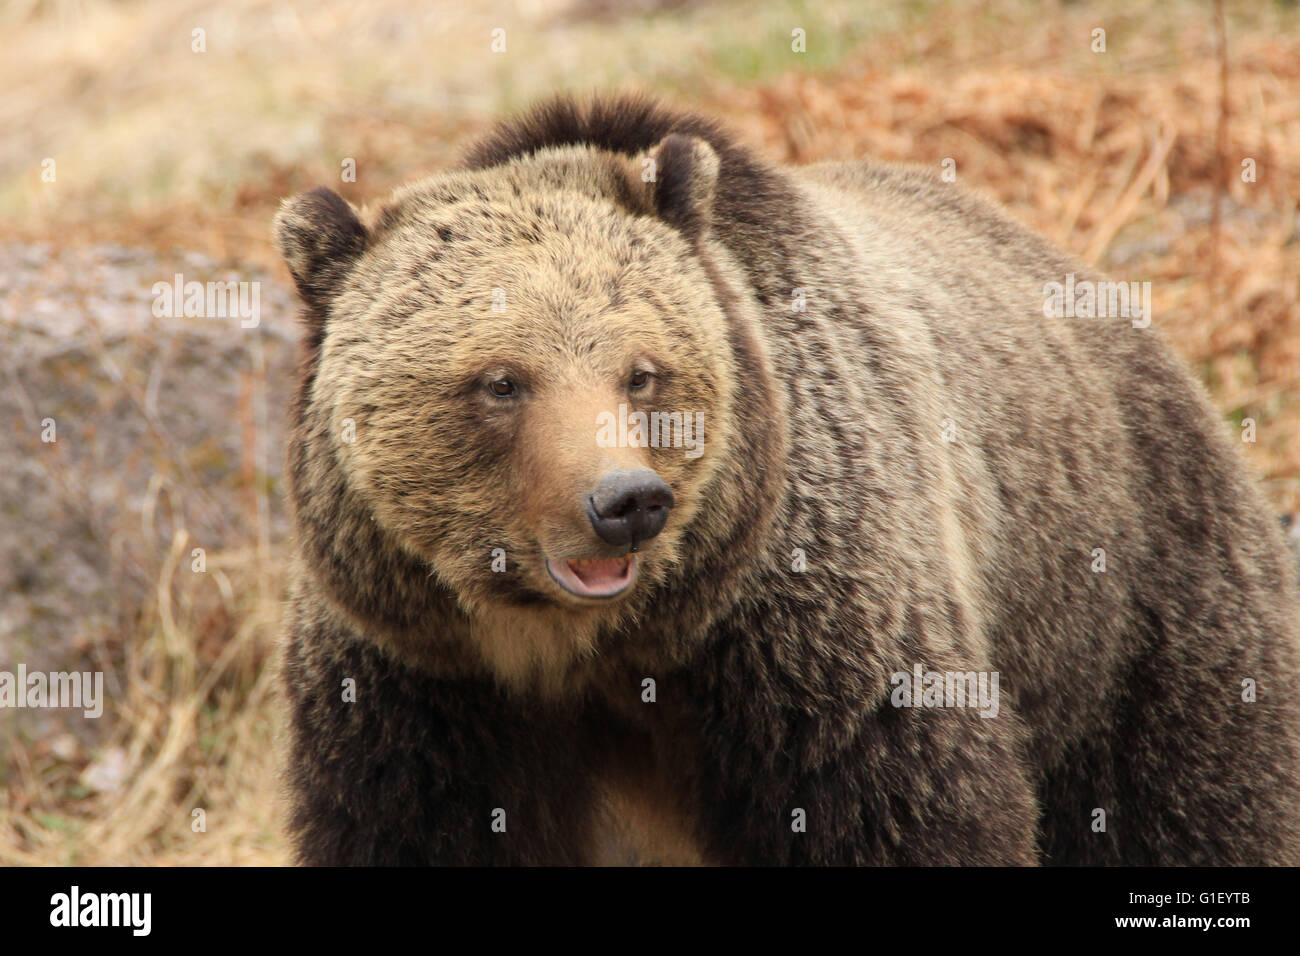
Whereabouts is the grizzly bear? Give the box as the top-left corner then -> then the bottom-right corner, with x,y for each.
274,93 -> 1300,865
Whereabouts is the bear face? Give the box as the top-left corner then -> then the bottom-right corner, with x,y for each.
275,143 -> 744,686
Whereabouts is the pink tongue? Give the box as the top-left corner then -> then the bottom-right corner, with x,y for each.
569,558 -> 627,587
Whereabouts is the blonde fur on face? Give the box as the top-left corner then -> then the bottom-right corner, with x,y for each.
283,147 -> 735,689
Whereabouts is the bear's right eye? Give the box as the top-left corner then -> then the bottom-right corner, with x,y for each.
487,378 -> 518,399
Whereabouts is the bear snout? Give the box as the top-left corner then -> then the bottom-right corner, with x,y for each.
586,469 -> 674,549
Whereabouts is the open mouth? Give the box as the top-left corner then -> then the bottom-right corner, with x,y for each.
545,554 -> 638,599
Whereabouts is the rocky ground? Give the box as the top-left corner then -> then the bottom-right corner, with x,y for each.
0,242 -> 297,798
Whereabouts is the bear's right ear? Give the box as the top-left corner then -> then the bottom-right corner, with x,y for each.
272,187 -> 369,313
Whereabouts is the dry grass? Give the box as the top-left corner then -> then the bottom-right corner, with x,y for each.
1,0 -> 1296,865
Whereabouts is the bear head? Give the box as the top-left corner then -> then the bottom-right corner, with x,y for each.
274,123 -> 781,690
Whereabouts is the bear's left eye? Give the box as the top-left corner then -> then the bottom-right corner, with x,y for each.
487,378 -> 518,398
629,370 -> 651,391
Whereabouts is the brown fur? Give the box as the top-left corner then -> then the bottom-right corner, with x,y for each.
277,93 -> 1300,865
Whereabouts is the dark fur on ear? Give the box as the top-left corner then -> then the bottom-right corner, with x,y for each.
273,187 -> 368,317
640,134 -> 719,242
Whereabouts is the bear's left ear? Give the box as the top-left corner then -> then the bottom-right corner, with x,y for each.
627,134 -> 720,244
272,187 -> 369,314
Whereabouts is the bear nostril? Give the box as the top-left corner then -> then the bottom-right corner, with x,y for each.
587,469 -> 675,547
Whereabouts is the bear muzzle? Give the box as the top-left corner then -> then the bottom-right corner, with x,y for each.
586,468 -> 674,549
541,469 -> 675,601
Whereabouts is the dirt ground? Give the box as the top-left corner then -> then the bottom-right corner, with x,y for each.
1,0 -> 1297,864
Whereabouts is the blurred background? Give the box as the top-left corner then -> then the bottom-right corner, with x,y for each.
1,0 -> 1297,865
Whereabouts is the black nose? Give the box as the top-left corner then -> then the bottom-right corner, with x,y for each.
587,469 -> 675,548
